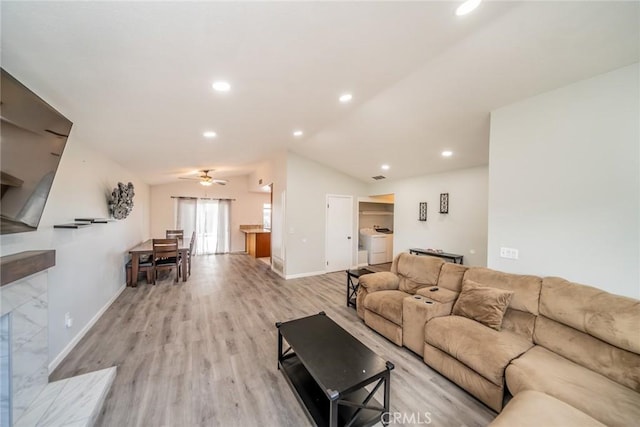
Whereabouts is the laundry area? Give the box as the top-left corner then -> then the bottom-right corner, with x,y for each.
358,195 -> 394,265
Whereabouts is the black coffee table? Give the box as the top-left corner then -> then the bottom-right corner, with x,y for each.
276,312 -> 394,427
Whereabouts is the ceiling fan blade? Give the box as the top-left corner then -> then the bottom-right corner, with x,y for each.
213,179 -> 228,185
178,177 -> 200,181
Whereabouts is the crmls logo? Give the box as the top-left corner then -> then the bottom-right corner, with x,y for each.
382,412 -> 432,424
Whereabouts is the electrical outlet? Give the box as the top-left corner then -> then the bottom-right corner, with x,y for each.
500,247 -> 519,260
64,312 -> 73,328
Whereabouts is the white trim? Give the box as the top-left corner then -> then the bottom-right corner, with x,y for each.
271,265 -> 286,279
285,270 -> 325,280
325,194 -> 354,273
48,284 -> 126,373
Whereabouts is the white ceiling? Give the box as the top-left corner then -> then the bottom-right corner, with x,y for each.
2,1 -> 638,185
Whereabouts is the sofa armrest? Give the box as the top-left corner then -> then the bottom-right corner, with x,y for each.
359,272 -> 400,292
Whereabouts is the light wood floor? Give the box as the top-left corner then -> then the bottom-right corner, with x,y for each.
51,254 -> 496,427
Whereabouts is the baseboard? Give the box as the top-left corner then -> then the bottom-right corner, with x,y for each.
48,284 -> 126,373
285,270 -> 326,279
271,265 -> 285,279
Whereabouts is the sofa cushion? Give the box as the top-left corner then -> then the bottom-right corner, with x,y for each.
489,390 -> 606,427
463,267 -> 541,341
364,310 -> 402,346
363,290 -> 408,325
452,280 -> 513,331
464,267 -> 541,315
392,253 -> 444,294
540,277 -> 640,354
425,315 -> 533,386
415,286 -> 458,303
506,345 -> 640,427
424,343 -> 505,412
534,315 -> 640,392
437,263 -> 468,293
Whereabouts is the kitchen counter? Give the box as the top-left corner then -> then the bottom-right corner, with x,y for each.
240,228 -> 271,234
241,228 -> 271,258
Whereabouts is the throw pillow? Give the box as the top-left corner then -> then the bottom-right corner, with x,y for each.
452,279 -> 514,331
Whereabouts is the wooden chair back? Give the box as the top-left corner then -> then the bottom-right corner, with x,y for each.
189,231 -> 196,254
152,238 -> 180,283
166,229 -> 184,239
187,231 -> 196,276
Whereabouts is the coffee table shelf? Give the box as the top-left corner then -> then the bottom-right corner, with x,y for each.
279,354 -> 383,427
277,313 -> 393,427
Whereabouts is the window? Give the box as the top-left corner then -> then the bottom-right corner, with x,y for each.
175,197 -> 231,255
263,203 -> 271,230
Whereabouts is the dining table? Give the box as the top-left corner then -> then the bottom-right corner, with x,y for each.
128,238 -> 191,287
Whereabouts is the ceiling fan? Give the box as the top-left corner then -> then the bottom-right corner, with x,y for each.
179,170 -> 227,186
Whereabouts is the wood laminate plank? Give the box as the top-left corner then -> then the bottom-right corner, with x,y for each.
51,255 -> 496,427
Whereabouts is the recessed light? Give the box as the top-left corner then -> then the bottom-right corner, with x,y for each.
212,81 -> 231,92
203,131 -> 217,139
441,150 -> 453,157
293,130 -> 303,137
339,93 -> 353,103
381,164 -> 390,170
456,0 -> 482,16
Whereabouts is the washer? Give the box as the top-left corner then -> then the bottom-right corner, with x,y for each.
360,228 -> 393,265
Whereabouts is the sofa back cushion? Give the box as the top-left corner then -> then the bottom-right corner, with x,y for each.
463,267 -> 542,340
391,253 -> 444,294
539,277 -> 640,353
437,263 -> 468,293
535,277 -> 640,391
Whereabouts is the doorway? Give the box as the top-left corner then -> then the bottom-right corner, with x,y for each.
258,184 -> 273,267
326,194 -> 353,272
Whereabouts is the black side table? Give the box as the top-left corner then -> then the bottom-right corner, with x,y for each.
346,268 -> 374,308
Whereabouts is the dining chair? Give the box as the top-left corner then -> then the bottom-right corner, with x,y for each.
152,238 -> 180,284
125,255 -> 153,286
166,229 -> 184,239
187,231 -> 196,277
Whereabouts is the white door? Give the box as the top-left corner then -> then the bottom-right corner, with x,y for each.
326,195 -> 353,272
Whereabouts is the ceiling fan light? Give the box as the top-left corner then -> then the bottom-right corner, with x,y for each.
200,180 -> 213,186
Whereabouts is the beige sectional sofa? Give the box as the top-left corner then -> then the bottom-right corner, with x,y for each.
356,252 -> 640,426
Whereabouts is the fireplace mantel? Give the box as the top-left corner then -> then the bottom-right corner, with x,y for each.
0,250 -> 55,287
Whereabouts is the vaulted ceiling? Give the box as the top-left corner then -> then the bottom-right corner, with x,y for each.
2,1 -> 638,185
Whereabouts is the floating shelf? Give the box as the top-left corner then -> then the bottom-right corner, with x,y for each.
54,218 -> 114,229
359,211 -> 393,216
74,218 -> 113,223
53,222 -> 93,229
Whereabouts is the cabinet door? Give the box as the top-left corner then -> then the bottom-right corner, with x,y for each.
371,236 -> 386,253
256,233 -> 271,258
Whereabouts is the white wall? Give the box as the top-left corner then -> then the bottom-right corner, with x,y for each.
285,152 -> 368,276
370,166 -> 489,266
150,175 -> 270,253
488,63 -> 639,298
0,136 -> 150,365
249,151 -> 287,269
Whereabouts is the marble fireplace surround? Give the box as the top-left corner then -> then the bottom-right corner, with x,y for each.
1,250 -> 116,426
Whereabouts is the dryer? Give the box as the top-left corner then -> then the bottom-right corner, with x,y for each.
360,228 -> 393,265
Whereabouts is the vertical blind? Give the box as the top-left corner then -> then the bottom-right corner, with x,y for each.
174,197 -> 232,255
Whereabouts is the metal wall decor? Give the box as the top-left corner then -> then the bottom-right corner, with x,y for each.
439,193 -> 449,214
419,202 -> 427,221
109,182 -> 135,219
